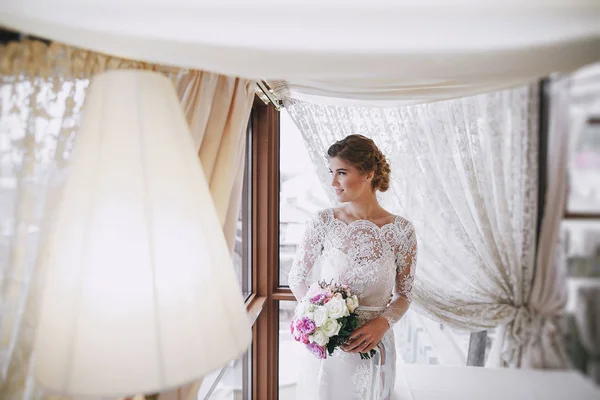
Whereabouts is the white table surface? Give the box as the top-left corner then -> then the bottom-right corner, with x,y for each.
394,364 -> 600,400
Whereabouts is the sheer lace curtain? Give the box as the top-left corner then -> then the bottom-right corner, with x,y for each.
0,40 -> 254,400
283,85 -> 567,368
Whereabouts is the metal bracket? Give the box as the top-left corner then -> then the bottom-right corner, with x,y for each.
256,80 -> 282,110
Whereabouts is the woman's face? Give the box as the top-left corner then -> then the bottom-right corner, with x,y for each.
328,156 -> 373,203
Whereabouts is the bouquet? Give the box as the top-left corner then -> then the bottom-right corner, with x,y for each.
290,280 -> 377,360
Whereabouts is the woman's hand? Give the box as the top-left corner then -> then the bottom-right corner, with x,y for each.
341,316 -> 389,354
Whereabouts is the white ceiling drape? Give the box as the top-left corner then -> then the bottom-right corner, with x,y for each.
1,1 -> 599,104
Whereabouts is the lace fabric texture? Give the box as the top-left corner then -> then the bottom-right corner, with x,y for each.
289,208 -> 417,326
283,85 -> 551,367
0,75 -> 88,400
288,208 -> 416,399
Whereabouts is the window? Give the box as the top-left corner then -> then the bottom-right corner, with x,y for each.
197,347 -> 252,400
199,110 -> 258,400
278,301 -> 299,400
564,118 -> 600,280
566,118 -> 600,216
563,117 -> 600,280
232,119 -> 253,299
245,98 -> 278,400
561,72 -> 600,374
279,110 -> 328,287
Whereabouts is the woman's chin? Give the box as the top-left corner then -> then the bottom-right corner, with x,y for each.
335,193 -> 349,203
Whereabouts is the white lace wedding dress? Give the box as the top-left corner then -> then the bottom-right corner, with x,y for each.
288,208 -> 418,400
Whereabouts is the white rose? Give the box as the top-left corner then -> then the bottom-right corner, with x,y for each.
312,306 -> 328,327
325,297 -> 349,319
309,329 -> 329,347
321,319 -> 341,337
295,300 -> 314,319
346,295 -> 359,313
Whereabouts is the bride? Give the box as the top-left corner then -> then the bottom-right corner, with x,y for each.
288,134 -> 417,400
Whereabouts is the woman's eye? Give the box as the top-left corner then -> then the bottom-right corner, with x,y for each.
338,172 -> 346,176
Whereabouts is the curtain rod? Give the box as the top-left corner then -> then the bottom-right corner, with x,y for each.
256,80 -> 282,110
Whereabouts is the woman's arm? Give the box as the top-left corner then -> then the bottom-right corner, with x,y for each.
288,211 -> 327,300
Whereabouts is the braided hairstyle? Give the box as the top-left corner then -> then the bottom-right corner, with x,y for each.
327,134 -> 391,192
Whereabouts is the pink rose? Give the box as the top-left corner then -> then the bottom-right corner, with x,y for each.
307,342 -> 327,359
310,293 -> 327,305
297,317 -> 317,335
300,333 -> 310,344
307,282 -> 322,298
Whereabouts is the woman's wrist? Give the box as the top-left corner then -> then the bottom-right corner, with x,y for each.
376,316 -> 392,330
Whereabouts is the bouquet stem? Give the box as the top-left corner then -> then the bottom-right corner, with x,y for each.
359,349 -> 377,360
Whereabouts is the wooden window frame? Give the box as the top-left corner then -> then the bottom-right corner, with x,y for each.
251,97 -> 279,400
250,96 -> 300,399
201,98 -> 267,400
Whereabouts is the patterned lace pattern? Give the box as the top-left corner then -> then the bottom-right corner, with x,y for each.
289,208 -> 417,327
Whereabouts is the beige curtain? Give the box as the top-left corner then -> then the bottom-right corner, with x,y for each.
157,71 -> 254,400
0,40 -> 254,400
176,72 -> 255,251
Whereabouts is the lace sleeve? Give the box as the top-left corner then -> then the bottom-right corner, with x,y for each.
288,211 -> 327,301
380,221 -> 417,327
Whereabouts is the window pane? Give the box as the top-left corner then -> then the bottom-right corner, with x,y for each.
278,110 -> 329,286
567,120 -> 600,214
232,122 -> 252,299
198,346 -> 252,400
278,301 -> 301,400
562,220 -> 600,373
563,219 -> 600,278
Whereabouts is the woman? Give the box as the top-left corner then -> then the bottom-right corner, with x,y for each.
288,134 -> 417,400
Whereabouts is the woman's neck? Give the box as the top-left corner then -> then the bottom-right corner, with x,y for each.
344,193 -> 381,220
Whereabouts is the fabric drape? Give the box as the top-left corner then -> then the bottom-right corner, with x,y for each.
1,1 -> 599,104
176,71 -> 255,250
282,85 -> 568,368
505,79 -> 572,369
0,40 -> 254,399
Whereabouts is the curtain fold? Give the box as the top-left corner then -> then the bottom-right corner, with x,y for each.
517,79 -> 572,369
2,1 -> 599,102
282,85 -> 568,368
0,40 -> 254,399
176,72 -> 255,248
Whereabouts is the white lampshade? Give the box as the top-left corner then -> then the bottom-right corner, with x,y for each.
33,70 -> 251,397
